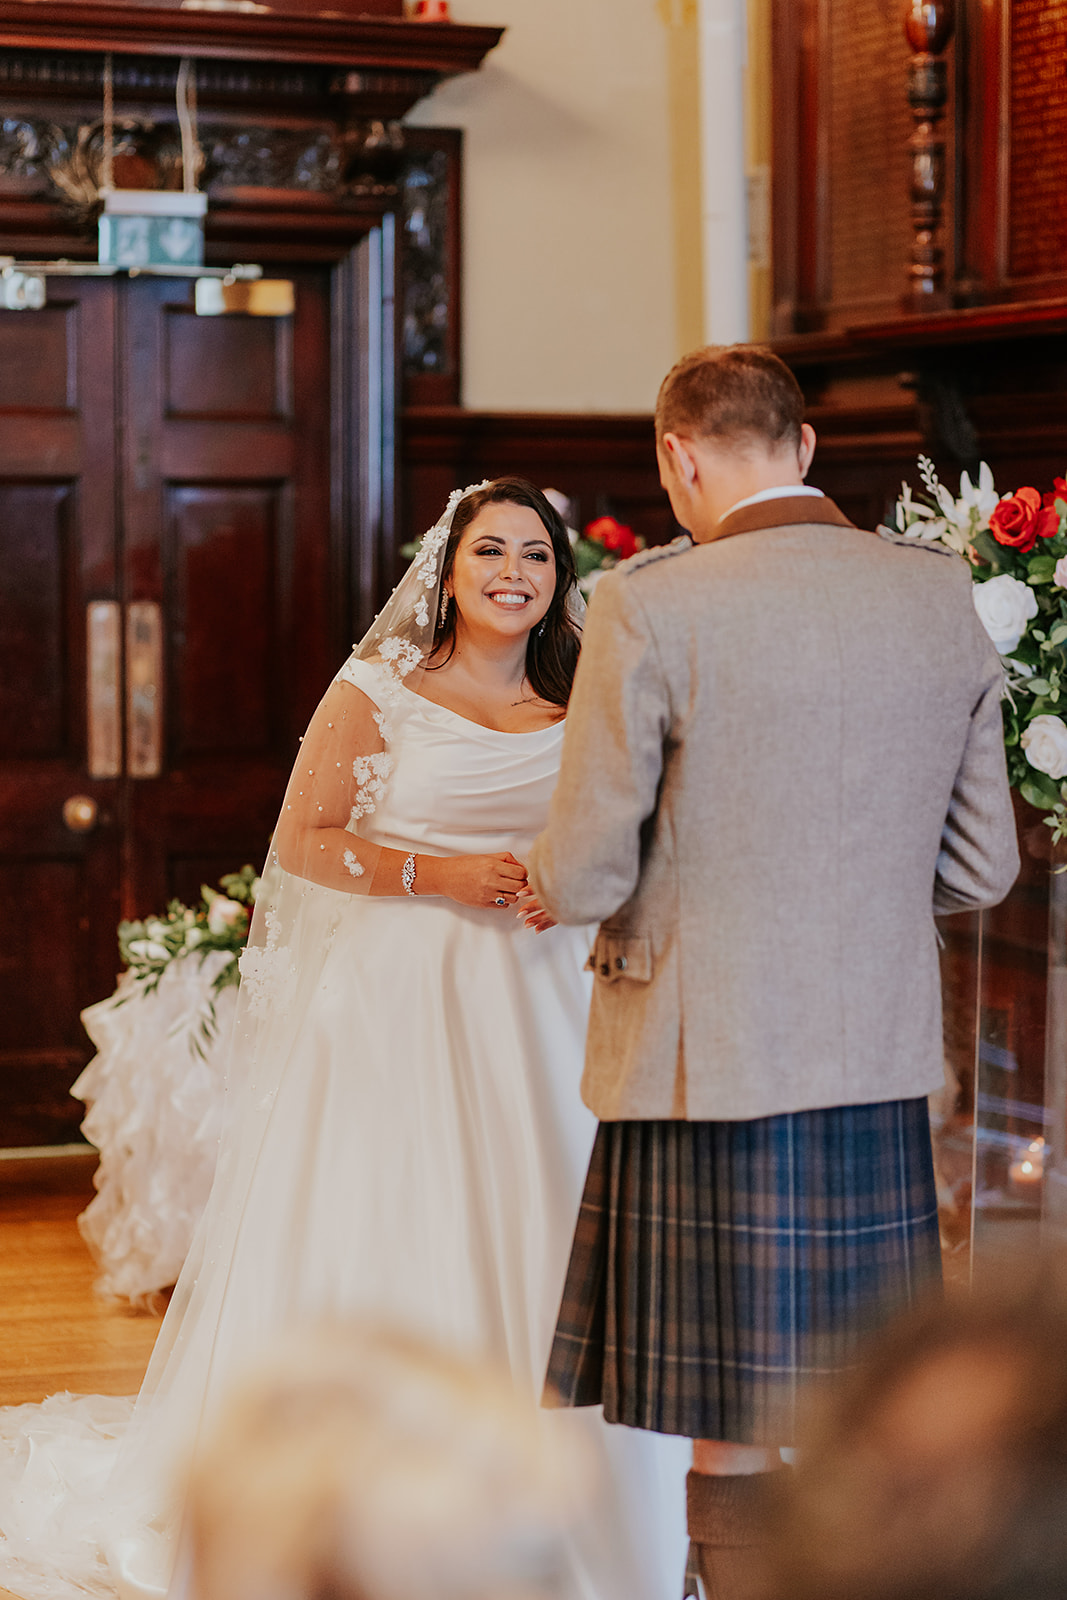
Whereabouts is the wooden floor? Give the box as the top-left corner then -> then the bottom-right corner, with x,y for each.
0,1151 -> 163,1406
0,1154 -> 164,1600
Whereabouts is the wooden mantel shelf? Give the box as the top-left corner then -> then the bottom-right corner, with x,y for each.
0,1 -> 503,72
776,297 -> 1067,369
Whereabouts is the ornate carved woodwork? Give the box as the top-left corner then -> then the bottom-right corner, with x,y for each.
904,0 -> 955,308
772,0 -> 1067,334
400,126 -> 459,406
0,39 -> 492,263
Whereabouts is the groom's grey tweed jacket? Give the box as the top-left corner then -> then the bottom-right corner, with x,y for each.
528,495 -> 1019,1122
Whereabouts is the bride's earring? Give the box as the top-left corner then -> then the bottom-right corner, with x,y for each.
439,591 -> 451,627
537,620 -> 546,638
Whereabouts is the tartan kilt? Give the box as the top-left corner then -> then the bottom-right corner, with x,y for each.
544,1098 -> 942,1444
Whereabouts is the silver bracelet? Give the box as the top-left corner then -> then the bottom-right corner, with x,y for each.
401,852 -> 418,896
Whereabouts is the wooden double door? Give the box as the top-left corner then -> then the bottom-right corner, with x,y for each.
0,268 -> 361,1145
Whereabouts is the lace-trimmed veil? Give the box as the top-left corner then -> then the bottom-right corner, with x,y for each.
233,479 -> 490,1100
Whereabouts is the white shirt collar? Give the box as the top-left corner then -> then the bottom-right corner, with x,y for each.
722,484 -> 825,520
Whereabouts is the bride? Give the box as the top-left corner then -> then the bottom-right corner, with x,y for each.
0,478 -> 688,1600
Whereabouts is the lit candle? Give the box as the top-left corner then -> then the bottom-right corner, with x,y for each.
1009,1137 -> 1045,1189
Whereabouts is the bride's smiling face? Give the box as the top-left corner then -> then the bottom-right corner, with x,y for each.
447,503 -> 557,640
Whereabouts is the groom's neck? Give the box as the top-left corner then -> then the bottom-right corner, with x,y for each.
691,446 -> 808,540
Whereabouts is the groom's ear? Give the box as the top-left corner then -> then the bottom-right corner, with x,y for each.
798,422 -> 817,477
659,432 -> 698,488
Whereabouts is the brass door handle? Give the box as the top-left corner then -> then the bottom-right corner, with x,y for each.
126,601 -> 164,778
63,795 -> 99,833
87,601 -> 122,779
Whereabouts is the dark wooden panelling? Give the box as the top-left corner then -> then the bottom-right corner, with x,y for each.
0,861 -> 84,1050
0,484 -> 73,760
1008,0 -> 1067,283
827,0 -> 912,315
775,0 -> 1067,333
777,315 -> 1067,537
0,855 -> 113,1143
401,409 -> 677,564
0,306 -> 75,412
164,309 -> 292,422
167,485 -> 279,759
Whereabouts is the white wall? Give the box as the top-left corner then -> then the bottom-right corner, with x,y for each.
406,0 -> 683,414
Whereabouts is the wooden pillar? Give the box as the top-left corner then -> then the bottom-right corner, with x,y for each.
904,0 -> 956,307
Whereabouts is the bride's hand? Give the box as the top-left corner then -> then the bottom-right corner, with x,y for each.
422,851 -> 528,909
514,888 -> 557,934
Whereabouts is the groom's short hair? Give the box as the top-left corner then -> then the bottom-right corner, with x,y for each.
656,344 -> 805,450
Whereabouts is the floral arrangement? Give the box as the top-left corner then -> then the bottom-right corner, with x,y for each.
893,457 -> 1067,839
572,516 -> 643,597
118,866 -> 259,1006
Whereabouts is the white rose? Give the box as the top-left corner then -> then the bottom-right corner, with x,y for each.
207,896 -> 244,936
1054,556 -> 1067,589
1022,715 -> 1067,780
972,574 -> 1038,655
128,938 -> 169,962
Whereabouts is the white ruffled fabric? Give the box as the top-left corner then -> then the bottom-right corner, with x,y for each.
74,956 -> 235,1305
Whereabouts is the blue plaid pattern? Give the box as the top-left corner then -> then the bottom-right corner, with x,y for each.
545,1098 -> 942,1444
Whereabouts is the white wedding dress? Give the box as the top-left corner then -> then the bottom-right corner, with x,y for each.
0,657 -> 688,1600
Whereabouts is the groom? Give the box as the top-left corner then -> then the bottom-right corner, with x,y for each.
527,345 -> 1019,1598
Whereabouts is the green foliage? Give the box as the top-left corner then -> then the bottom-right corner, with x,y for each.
896,461 -> 1067,844
117,866 -> 260,1045
970,529 -> 1004,568
573,537 -> 610,583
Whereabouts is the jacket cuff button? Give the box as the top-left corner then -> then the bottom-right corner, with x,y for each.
599,962 -> 610,976
615,956 -> 627,971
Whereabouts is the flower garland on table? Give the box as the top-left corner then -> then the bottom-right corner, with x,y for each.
892,457 -> 1067,841
117,866 -> 260,1041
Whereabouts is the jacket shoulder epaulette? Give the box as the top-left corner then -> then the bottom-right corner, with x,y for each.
875,524 -> 959,559
616,534 -> 693,575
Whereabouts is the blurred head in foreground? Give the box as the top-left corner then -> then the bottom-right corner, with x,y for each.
765,1257 -> 1067,1600
186,1322 -> 591,1600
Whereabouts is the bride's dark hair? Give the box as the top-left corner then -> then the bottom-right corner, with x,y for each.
430,477 -> 582,708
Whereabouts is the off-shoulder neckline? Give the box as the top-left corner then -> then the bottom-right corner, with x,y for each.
399,682 -> 567,739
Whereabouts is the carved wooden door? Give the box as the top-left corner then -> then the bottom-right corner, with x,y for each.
0,269 -> 337,1147
0,278 -> 123,1146
118,273 -> 335,916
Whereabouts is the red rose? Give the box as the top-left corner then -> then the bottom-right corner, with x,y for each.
1043,476 -> 1067,511
584,516 -> 639,560
990,487 -> 1057,551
